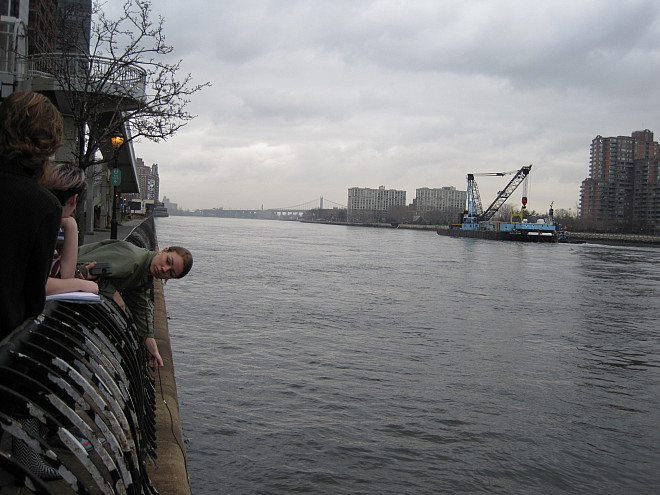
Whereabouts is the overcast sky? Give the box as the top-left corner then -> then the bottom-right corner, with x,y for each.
130,0 -> 660,213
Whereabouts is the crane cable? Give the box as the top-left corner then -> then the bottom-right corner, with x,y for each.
522,174 -> 530,209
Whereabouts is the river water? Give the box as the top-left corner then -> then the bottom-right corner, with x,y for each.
155,216 -> 660,494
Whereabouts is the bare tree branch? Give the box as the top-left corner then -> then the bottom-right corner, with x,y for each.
36,0 -> 209,171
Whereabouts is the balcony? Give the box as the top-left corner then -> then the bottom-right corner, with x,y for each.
28,52 -> 146,104
0,16 -> 27,96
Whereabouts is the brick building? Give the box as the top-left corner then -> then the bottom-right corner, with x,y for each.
580,129 -> 660,233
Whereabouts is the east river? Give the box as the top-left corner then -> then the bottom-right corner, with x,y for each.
155,216 -> 660,494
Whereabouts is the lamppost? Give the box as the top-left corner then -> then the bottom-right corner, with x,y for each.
110,133 -> 124,239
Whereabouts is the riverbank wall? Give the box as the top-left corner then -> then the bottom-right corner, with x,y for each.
303,220 -> 660,246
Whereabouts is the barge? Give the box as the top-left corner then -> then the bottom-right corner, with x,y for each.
438,218 -> 558,242
438,164 -> 558,243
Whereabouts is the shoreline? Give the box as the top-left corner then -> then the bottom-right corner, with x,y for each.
298,220 -> 660,247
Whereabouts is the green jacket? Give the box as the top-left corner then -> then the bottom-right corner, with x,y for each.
78,240 -> 157,339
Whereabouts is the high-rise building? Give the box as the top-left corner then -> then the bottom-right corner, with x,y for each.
125,158 -> 160,202
26,0 -> 91,56
415,186 -> 466,224
27,0 -> 57,55
347,186 -> 406,223
580,129 -> 660,233
138,161 -> 159,202
54,0 -> 91,54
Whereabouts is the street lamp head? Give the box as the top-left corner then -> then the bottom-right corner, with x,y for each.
111,134 -> 124,149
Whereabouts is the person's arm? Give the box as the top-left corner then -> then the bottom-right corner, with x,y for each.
144,337 -> 164,369
58,217 -> 79,279
122,287 -> 163,368
46,277 -> 98,295
121,287 -> 153,338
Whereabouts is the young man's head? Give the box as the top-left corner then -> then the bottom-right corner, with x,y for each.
41,163 -> 86,217
150,246 -> 193,280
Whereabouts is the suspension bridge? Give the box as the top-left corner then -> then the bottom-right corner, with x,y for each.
196,196 -> 347,219
271,196 -> 346,216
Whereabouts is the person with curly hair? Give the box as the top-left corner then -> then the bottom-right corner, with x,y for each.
0,90 -> 64,339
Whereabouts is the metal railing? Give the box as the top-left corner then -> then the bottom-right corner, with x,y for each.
0,218 -> 159,493
0,300 -> 158,494
125,215 -> 156,251
28,53 -> 147,96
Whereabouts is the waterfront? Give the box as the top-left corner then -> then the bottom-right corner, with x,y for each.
156,216 -> 660,494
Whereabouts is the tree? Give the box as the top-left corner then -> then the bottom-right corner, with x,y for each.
59,0 -> 208,167
30,0 -> 209,238
388,205 -> 414,224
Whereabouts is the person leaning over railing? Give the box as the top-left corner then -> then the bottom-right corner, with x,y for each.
77,240 -> 193,369
0,90 -> 64,340
41,163 -> 99,296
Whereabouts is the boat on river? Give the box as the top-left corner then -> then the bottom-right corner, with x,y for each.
437,218 -> 558,242
438,164 -> 558,243
153,206 -> 169,217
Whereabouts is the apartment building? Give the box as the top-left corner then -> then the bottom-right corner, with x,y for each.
347,185 -> 407,223
580,129 -> 660,233
124,158 -> 160,201
415,186 -> 466,223
28,0 -> 57,55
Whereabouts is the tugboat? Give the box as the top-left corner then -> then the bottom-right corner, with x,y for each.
437,165 -> 558,243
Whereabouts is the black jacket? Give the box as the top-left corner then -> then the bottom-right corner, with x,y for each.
1,158 -> 62,339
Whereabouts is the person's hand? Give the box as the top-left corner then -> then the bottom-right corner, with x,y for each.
83,261 -> 98,280
144,337 -> 164,369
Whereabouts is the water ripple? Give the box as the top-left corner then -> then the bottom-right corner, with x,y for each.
157,217 -> 660,494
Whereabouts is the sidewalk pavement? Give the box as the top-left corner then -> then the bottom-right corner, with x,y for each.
83,218 -> 143,245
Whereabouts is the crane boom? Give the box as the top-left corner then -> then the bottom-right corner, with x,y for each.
479,165 -> 532,221
466,173 -> 483,218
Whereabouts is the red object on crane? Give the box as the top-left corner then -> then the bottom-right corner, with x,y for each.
521,172 -> 530,208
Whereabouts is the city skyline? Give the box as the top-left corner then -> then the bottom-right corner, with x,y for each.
119,1 -> 660,212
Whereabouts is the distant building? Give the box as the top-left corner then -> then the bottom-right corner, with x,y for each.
162,196 -> 178,214
136,159 -> 160,201
415,186 -> 466,224
580,129 -> 660,233
347,186 -> 407,223
122,158 -> 160,208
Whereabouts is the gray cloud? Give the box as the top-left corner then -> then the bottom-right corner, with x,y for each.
134,0 -> 660,211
